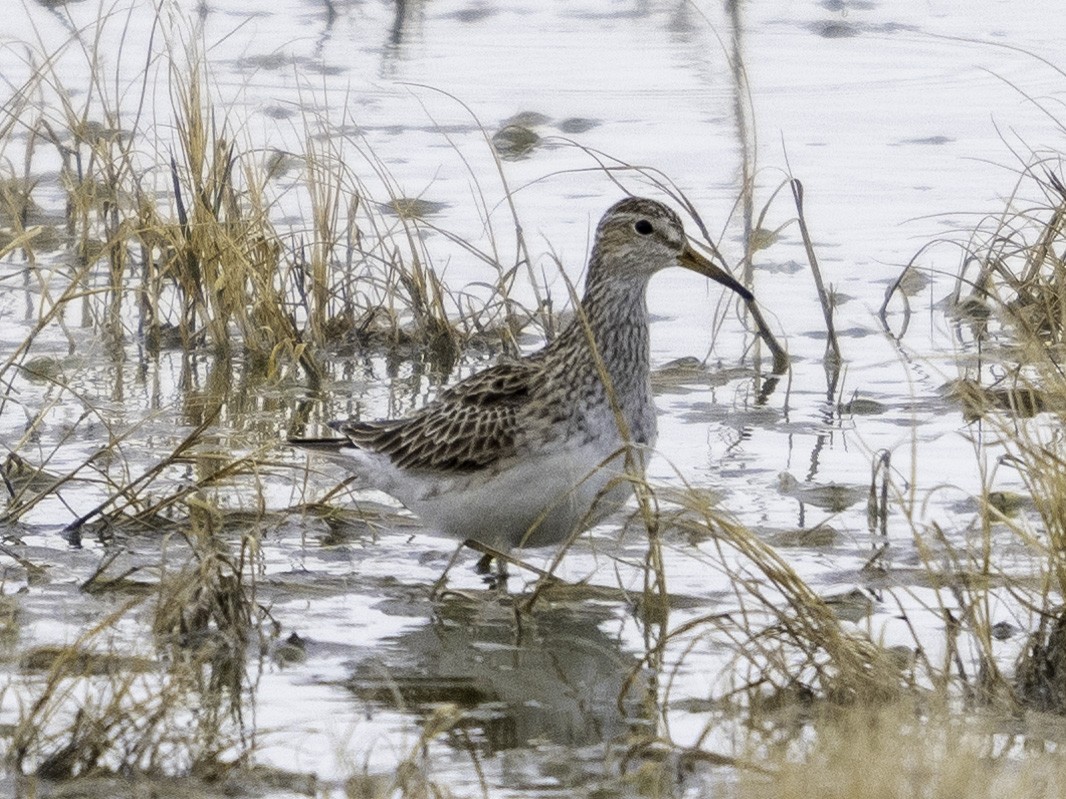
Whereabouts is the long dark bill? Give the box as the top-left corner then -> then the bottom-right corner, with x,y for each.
678,243 -> 753,303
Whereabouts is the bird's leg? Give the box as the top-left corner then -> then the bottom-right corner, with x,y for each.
430,539 -> 516,597
487,555 -> 510,592
433,537 -> 566,596
464,539 -> 510,589
463,538 -> 558,586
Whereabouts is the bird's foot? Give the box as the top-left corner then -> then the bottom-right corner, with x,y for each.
473,549 -> 510,590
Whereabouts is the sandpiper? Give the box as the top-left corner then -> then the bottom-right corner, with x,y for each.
291,197 -> 751,558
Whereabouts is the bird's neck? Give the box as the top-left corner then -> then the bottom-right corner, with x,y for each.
552,272 -> 653,413
578,274 -> 652,365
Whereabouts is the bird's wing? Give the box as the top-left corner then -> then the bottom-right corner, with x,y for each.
329,359 -> 542,472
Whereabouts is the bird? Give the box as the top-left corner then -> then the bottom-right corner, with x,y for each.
290,197 -> 752,564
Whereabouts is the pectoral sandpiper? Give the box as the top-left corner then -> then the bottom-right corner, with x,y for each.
291,197 -> 751,560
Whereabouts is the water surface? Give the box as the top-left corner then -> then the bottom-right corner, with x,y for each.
1,0 -> 1064,793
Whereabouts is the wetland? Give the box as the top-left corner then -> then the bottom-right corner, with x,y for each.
2,1 -> 1066,797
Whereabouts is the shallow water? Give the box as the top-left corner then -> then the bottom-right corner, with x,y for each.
1,0 -> 1065,794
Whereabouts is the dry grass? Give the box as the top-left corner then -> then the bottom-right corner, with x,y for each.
7,496 -> 264,779
738,700 -> 1066,799
925,165 -> 1066,711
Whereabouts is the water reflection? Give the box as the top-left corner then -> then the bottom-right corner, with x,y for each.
348,593 -> 649,752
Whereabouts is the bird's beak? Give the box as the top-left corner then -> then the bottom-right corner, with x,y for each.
679,243 -> 753,302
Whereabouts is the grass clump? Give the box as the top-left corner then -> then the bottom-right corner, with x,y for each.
738,700 -> 1066,799
8,511 -> 265,781
933,166 -> 1066,712
0,10 -> 546,395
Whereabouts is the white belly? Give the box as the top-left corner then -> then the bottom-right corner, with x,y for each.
337,441 -> 650,550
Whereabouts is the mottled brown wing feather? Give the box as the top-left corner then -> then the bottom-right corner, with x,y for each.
330,360 -> 541,472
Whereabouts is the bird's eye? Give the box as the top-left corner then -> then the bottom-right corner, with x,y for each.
634,219 -> 654,235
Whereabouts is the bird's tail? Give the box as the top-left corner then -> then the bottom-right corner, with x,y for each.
287,437 -> 350,452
